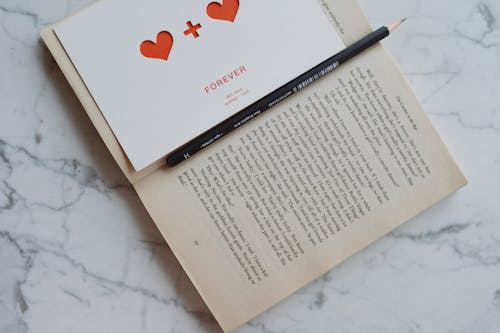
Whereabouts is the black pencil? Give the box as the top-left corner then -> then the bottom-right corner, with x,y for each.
166,18 -> 407,167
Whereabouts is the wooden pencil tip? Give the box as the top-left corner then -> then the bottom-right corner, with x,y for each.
388,18 -> 407,32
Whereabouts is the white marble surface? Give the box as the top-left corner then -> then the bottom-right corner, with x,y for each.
1,0 -> 499,332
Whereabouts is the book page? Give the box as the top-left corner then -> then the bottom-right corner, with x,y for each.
134,0 -> 467,331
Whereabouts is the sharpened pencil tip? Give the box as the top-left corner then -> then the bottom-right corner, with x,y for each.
388,18 -> 407,32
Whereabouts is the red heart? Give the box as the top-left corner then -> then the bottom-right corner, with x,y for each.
206,0 -> 239,22
140,31 -> 174,61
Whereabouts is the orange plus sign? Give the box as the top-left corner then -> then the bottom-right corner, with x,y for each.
184,21 -> 202,39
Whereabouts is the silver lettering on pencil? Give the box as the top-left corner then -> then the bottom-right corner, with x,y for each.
268,91 -> 293,108
201,133 -> 224,149
296,62 -> 340,91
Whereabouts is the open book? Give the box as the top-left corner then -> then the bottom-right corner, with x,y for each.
41,0 -> 467,331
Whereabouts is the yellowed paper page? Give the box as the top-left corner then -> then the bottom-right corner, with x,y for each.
134,0 -> 467,331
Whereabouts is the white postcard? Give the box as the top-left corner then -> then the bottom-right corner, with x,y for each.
55,0 -> 344,170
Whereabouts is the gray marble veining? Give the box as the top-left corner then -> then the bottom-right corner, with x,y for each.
1,0 -> 499,332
